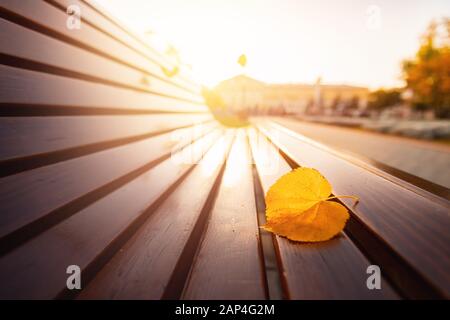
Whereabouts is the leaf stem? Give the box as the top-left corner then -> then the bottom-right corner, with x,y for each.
325,195 -> 360,208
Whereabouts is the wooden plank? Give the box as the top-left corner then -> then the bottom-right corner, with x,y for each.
0,18 -> 201,103
182,130 -> 267,300
54,0 -> 200,92
0,123 -> 219,245
0,130 -> 219,299
0,0 -> 198,94
0,114 -> 211,162
0,65 -> 206,112
78,131 -> 234,299
248,128 -> 399,299
259,120 -> 450,298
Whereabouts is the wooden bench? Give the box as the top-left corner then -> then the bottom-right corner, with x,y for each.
0,0 -> 449,300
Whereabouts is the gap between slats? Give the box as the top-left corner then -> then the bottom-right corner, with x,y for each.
161,132 -> 236,299
0,53 -> 201,105
248,131 -> 285,300
0,119 -> 214,178
180,131 -> 269,299
0,103 -> 208,117
0,15 -> 198,102
0,125 -> 219,256
0,131 -> 220,299
61,161 -> 201,300
76,130 -> 234,299
0,5 -> 197,96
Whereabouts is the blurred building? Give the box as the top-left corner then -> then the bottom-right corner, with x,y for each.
215,75 -> 370,115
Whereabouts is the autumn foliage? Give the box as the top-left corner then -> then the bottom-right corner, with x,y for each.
402,18 -> 450,118
264,168 -> 358,242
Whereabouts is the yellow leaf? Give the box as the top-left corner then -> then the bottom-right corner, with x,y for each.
265,167 -> 331,219
264,167 -> 357,242
263,201 -> 349,242
237,54 -> 247,67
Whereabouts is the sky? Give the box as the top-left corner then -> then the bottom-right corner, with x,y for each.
96,0 -> 450,89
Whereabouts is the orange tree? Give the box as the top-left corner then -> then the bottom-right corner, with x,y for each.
402,18 -> 450,118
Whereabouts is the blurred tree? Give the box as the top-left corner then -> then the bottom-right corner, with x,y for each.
330,95 -> 342,111
305,98 -> 315,114
368,89 -> 402,111
347,95 -> 360,110
402,18 -> 450,118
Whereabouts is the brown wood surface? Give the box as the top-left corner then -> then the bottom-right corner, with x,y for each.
1,0 -> 447,301
78,131 -> 234,299
182,130 -> 267,300
258,120 -> 450,298
0,132 -> 219,299
0,0 -> 198,94
248,128 -> 399,299
0,18 -> 201,102
0,65 -> 206,112
0,114 -> 211,162
0,125 -> 219,249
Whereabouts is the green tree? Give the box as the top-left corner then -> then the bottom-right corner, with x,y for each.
402,18 -> 450,118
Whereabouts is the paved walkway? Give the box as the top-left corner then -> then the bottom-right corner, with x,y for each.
275,117 -> 450,189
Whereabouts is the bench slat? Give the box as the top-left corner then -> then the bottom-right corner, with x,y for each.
0,132 -> 218,299
259,120 -> 450,298
0,18 -> 201,103
0,124 -> 218,246
182,130 -> 267,299
0,114 -> 210,162
78,132 -> 234,299
0,65 -> 206,112
248,128 -> 399,299
1,0 -> 197,94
